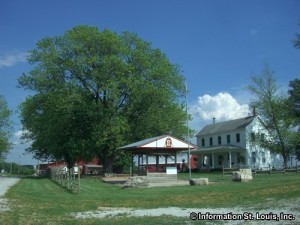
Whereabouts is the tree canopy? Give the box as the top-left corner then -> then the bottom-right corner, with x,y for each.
18,25 -> 191,171
293,23 -> 300,49
288,79 -> 300,124
0,95 -> 12,159
247,65 -> 298,167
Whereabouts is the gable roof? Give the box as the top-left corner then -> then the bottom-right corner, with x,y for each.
118,135 -> 167,150
196,116 -> 259,136
118,135 -> 197,151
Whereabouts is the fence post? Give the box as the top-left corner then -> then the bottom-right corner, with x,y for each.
222,165 -> 224,180
78,168 -> 80,194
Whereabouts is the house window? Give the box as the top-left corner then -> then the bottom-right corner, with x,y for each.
260,133 -> 265,141
227,135 -> 231,144
218,136 -> 221,145
251,133 -> 255,142
209,137 -> 213,146
218,155 -> 223,165
201,138 -> 205,147
237,153 -> 245,164
262,152 -> 266,163
252,151 -> 256,163
236,133 -> 240,143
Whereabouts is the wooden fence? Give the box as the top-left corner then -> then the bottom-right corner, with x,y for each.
222,163 -> 299,179
50,166 -> 80,193
253,164 -> 299,176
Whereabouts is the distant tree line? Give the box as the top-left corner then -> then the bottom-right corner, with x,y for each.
0,161 -> 35,175
0,95 -> 12,160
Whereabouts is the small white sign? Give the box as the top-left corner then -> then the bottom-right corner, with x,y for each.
166,167 -> 177,175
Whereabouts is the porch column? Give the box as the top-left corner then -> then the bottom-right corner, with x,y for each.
146,155 -> 149,174
211,153 -> 215,169
229,151 -> 232,168
137,155 -> 140,173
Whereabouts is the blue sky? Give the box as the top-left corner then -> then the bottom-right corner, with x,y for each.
1,0 -> 300,164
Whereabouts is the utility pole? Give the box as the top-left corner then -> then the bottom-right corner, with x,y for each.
185,81 -> 192,180
1,157 -> 4,173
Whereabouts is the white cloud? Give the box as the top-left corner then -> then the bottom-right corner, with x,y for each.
0,51 -> 29,68
7,129 -> 35,164
14,130 -> 24,139
13,129 -> 31,144
191,92 -> 250,123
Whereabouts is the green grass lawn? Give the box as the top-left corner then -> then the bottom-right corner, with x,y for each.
1,173 -> 300,225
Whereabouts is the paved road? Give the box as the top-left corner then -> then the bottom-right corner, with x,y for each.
0,177 -> 20,197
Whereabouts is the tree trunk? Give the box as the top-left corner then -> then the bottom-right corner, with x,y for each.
101,154 -> 114,174
67,161 -> 75,170
283,155 -> 288,169
103,157 -> 113,173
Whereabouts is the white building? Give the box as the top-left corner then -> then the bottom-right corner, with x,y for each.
190,115 -> 290,170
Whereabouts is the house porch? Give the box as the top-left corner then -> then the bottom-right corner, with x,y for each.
190,145 -> 247,169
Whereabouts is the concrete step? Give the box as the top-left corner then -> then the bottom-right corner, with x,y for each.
147,173 -> 176,177
146,173 -> 177,183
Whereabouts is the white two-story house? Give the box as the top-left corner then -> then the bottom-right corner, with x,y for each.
191,115 -> 285,170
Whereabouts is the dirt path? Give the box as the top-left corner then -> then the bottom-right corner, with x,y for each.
0,177 -> 20,212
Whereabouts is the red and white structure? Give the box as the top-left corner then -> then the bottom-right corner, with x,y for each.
118,135 -> 197,175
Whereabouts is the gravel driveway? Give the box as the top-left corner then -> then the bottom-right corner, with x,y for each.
0,177 -> 20,197
72,198 -> 300,224
0,177 -> 20,212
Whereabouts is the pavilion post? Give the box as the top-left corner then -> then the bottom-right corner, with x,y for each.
155,155 -> 159,172
131,154 -> 134,176
175,152 -> 177,170
146,155 -> 148,174
137,155 -> 140,174
165,155 -> 167,172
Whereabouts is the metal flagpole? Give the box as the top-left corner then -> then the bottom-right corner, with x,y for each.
185,81 -> 192,180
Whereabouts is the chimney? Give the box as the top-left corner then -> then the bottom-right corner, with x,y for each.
213,117 -> 216,124
253,107 -> 256,116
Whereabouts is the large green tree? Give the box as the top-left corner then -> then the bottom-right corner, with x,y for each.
19,25 -> 190,172
0,95 -> 12,159
247,65 -> 297,168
